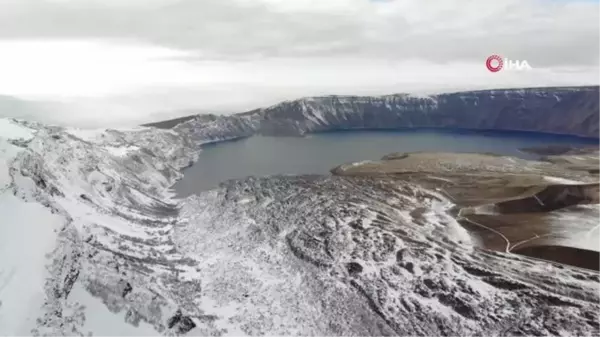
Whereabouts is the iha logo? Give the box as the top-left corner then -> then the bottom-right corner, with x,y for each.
486,54 -> 532,72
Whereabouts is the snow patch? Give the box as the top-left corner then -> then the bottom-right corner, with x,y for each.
0,119 -> 35,140
66,127 -> 108,142
0,193 -> 64,335
544,176 -> 584,185
424,192 -> 473,247
68,283 -> 159,336
104,145 -> 140,157
338,160 -> 373,171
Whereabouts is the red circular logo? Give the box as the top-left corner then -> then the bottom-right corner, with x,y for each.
486,55 -> 503,72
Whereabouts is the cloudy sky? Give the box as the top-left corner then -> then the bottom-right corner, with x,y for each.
0,0 -> 598,127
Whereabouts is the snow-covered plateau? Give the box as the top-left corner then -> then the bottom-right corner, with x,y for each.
1,88 -> 600,336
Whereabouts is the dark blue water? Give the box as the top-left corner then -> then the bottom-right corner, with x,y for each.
174,130 -> 598,196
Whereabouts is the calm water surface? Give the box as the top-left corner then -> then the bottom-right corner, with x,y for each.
174,130 -> 598,196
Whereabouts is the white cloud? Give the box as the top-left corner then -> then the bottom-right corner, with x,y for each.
0,0 -> 597,127
0,40 -> 196,97
1,0 -> 597,65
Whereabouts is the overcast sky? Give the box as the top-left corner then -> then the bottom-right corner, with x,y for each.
0,0 -> 598,127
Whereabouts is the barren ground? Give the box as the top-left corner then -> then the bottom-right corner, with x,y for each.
332,150 -> 600,271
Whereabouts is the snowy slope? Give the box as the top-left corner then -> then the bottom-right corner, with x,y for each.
0,119 -> 201,335
0,120 -> 66,335
174,176 -> 599,335
0,117 -> 599,336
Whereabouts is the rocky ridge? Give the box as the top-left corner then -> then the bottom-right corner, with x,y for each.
147,86 -> 600,139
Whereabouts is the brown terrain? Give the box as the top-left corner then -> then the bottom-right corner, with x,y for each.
331,147 -> 600,271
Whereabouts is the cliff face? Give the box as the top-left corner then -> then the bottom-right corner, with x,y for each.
250,86 -> 599,137
145,86 -> 599,139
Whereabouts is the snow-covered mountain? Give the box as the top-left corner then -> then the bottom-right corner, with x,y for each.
0,119 -> 204,335
148,86 -> 600,138
1,85 -> 599,336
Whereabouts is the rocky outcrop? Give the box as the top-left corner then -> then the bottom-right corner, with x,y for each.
172,114 -> 260,146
